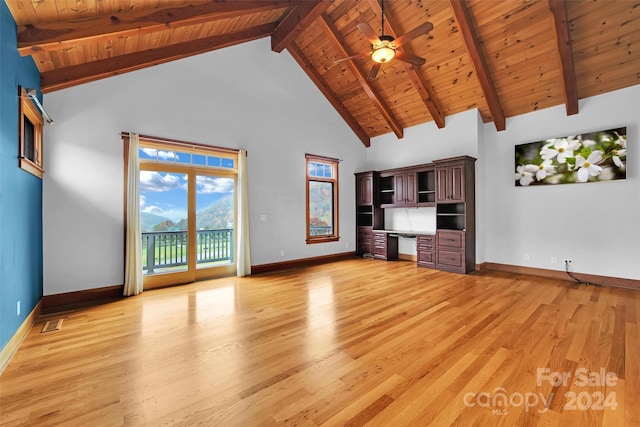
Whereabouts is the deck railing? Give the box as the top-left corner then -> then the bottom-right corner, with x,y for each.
309,226 -> 332,236
142,229 -> 233,274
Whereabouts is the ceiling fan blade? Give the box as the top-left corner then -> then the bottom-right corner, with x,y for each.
333,52 -> 371,64
394,21 -> 434,48
357,22 -> 382,45
395,50 -> 426,66
368,63 -> 381,80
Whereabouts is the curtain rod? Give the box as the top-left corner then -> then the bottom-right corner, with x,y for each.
120,132 -> 246,156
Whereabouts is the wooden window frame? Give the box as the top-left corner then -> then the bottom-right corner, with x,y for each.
19,87 -> 44,178
305,154 -> 340,244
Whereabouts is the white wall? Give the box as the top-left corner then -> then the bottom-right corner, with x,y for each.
366,108 -> 480,170
43,38 -> 366,295
483,86 -> 640,280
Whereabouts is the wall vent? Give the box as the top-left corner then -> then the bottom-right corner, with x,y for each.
41,319 -> 63,333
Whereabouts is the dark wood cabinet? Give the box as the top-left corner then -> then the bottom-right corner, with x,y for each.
433,156 -> 476,274
355,172 -> 383,258
356,156 -> 475,273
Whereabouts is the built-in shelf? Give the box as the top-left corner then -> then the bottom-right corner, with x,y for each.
378,176 -> 395,206
436,215 -> 465,230
417,168 -> 435,206
437,203 -> 465,214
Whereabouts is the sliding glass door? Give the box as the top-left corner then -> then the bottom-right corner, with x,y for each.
139,148 -> 237,289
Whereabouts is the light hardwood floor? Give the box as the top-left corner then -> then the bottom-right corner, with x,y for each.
1,259 -> 638,426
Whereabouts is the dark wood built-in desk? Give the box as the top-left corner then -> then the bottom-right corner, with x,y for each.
356,155 -> 476,274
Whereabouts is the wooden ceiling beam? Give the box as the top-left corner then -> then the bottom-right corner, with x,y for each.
449,0 -> 506,131
548,0 -> 579,116
319,13 -> 404,139
288,43 -> 371,146
40,23 -> 277,93
366,0 -> 446,129
17,1 -> 294,56
271,0 -> 332,53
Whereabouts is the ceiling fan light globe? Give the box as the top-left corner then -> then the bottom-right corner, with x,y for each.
371,46 -> 396,63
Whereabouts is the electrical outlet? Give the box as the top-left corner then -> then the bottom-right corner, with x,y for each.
345,243 -> 349,249
551,256 -> 557,264
17,301 -> 20,316
280,250 -> 285,257
563,258 -> 572,264
524,254 -> 530,262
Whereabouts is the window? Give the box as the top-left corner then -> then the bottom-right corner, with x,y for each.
138,146 -> 236,169
306,154 -> 339,244
19,87 -> 44,178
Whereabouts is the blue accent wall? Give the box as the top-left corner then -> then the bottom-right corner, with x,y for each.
0,2 -> 43,351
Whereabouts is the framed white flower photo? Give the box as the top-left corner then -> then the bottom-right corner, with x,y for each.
515,127 -> 627,186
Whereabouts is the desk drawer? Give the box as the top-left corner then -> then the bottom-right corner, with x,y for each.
417,250 -> 434,267
373,232 -> 387,245
417,234 -> 435,250
436,248 -> 464,269
437,230 -> 464,249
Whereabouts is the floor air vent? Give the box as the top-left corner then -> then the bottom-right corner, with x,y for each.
41,319 -> 63,333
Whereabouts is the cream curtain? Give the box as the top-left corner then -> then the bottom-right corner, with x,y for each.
124,133 -> 143,296
236,149 -> 251,276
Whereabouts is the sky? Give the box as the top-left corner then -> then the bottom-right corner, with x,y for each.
140,171 -> 234,222
138,148 -> 235,222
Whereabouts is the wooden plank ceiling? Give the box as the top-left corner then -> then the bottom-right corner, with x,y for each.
7,0 -> 640,146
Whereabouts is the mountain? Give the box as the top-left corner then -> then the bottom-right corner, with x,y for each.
141,212 -> 171,232
140,196 -> 234,232
197,195 -> 234,230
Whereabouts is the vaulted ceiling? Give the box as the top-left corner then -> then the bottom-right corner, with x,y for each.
6,0 -> 640,146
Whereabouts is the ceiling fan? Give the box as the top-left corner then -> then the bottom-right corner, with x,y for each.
334,0 -> 434,80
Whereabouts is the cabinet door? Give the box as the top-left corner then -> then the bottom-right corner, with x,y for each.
448,163 -> 465,203
435,163 -> 465,203
404,173 -> 416,204
395,174 -> 405,204
356,173 -> 373,206
395,172 -> 416,205
435,167 -> 449,202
